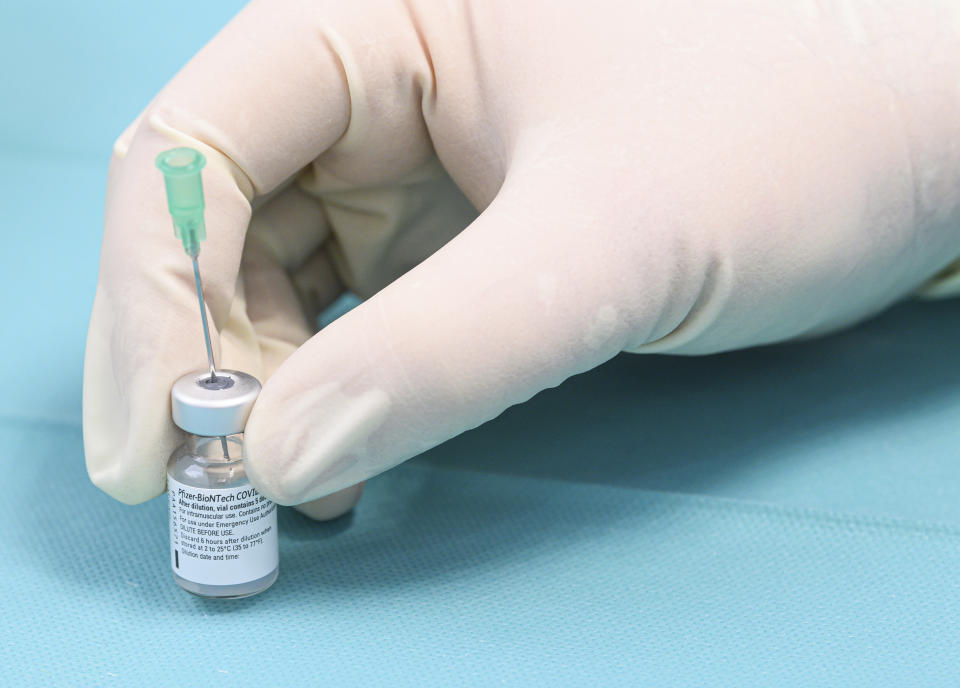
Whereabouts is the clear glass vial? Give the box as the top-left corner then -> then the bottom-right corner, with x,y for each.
167,370 -> 278,599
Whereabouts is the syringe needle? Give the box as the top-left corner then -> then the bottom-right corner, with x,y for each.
156,147 -> 216,381
191,255 -> 218,383
156,148 -> 231,460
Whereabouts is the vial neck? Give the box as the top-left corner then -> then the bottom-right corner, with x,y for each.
185,433 -> 243,461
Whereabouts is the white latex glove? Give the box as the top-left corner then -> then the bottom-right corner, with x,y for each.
84,0 -> 960,511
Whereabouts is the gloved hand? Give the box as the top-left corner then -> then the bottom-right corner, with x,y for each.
84,0 -> 960,513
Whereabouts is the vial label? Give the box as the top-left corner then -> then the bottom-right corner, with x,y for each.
168,477 -> 278,586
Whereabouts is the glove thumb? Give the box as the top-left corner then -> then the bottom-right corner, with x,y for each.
243,175 -> 639,504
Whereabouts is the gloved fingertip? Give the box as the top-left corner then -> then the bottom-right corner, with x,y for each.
242,372 -> 392,506
85,445 -> 167,506
293,483 -> 365,521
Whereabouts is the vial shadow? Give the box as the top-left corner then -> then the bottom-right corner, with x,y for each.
262,463 -> 646,598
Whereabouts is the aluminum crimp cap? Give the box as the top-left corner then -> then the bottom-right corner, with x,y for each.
171,369 -> 261,436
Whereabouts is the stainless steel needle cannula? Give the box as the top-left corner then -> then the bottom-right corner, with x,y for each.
191,256 -> 217,383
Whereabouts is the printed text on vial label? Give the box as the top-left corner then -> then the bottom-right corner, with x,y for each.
168,478 -> 278,586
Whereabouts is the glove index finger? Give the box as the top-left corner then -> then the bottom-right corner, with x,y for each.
83,0 -> 350,504
242,170 -> 646,506
83,127 -> 254,504
83,0 -> 440,504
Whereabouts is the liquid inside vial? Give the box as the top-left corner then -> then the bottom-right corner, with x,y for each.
167,433 -> 278,599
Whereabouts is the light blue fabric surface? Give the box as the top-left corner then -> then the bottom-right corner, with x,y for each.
3,2 -> 960,686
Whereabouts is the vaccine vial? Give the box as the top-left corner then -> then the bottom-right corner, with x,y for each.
167,369 -> 279,599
